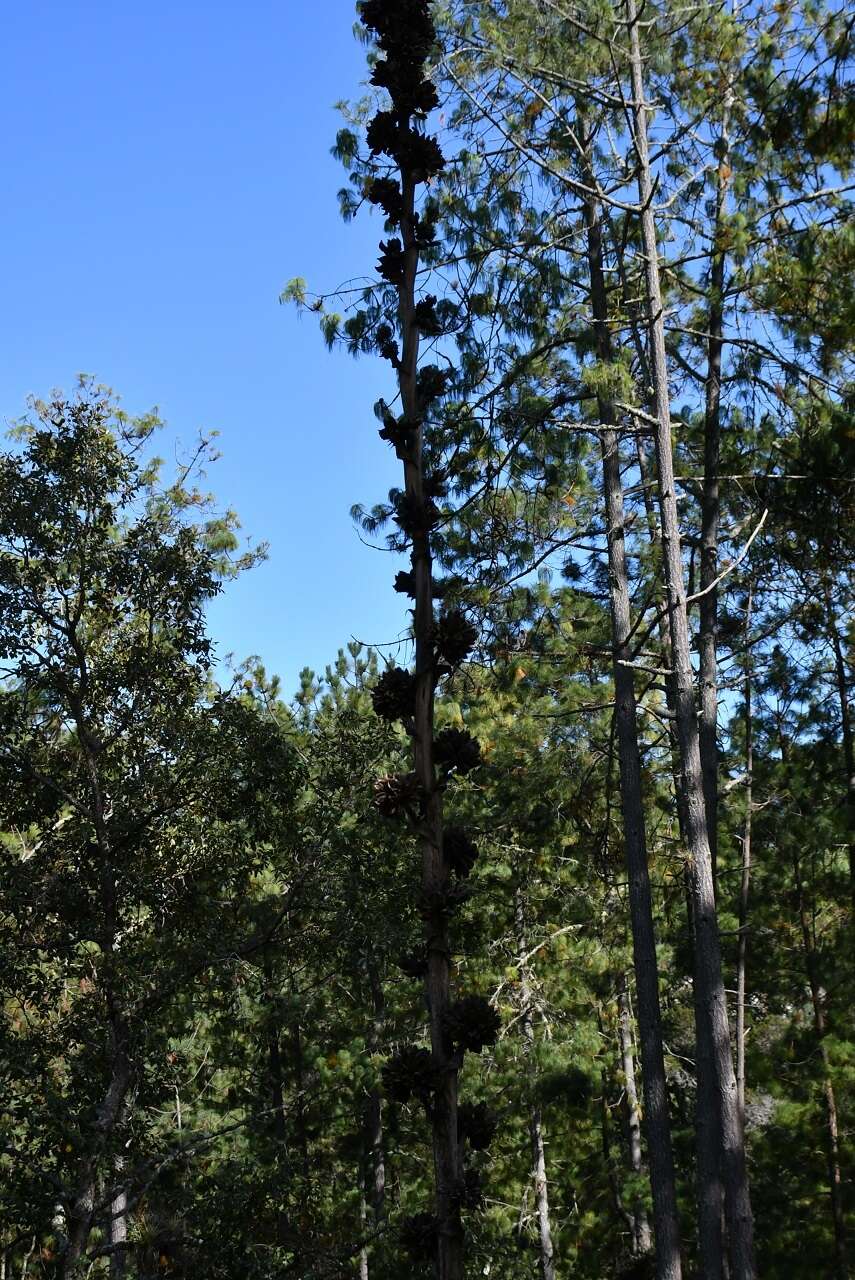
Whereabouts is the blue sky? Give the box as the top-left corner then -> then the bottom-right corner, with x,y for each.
0,0 -> 408,692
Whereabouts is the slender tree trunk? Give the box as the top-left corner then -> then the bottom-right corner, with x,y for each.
360,1185 -> 370,1280
792,846 -> 849,1278
360,950 -> 386,1279
580,155 -> 683,1280
625,7 -> 755,1275
367,955 -> 386,1225
634,446 -> 725,1280
699,102 -> 731,889
618,975 -> 653,1256
107,1168 -> 127,1280
290,1012 -> 310,1183
601,1063 -> 638,1257
736,589 -> 753,1121
825,586 -> 855,908
61,719 -> 133,1279
263,951 -> 288,1145
514,888 -> 556,1280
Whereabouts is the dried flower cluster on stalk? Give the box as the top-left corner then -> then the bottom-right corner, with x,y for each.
358,0 -> 498,1268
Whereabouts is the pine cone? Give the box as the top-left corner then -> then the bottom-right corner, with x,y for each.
373,772 -> 422,818
444,825 -> 478,878
434,727 -> 481,775
442,995 -> 501,1055
372,667 -> 416,721
435,610 -> 478,666
457,1101 -> 498,1151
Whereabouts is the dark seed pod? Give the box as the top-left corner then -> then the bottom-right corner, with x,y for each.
400,1212 -> 438,1262
366,176 -> 403,222
396,950 -> 428,979
372,667 -> 416,721
434,727 -> 481,775
396,130 -> 445,182
377,238 -> 405,285
382,1045 -> 440,1105
417,881 -> 471,920
416,364 -> 451,407
455,1166 -> 484,1210
393,492 -> 440,537
373,772 -> 422,819
414,294 -> 442,336
393,570 -> 416,596
423,470 -> 447,500
371,61 -> 439,118
412,210 -> 438,249
457,1101 -> 498,1151
435,610 -> 478,667
366,110 -> 401,159
360,0 -> 435,50
442,995 -> 501,1055
444,825 -> 478,878
378,408 -> 417,458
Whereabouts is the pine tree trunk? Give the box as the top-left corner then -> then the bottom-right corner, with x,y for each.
580,160 -> 683,1280
825,585 -> 855,910
363,949 -> 386,1278
61,723 -> 133,1279
633,430 -> 725,1280
736,590 -> 753,1121
514,888 -> 556,1280
107,1169 -> 127,1280
625,6 -> 755,1275
618,975 -> 653,1257
264,951 -> 288,1145
792,846 -> 849,1278
367,955 -> 386,1225
699,130 -> 730,886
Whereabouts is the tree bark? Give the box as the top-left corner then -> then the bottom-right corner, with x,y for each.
617,975 -> 653,1257
825,585 -> 855,909
736,588 -> 753,1122
107,1163 -> 127,1280
792,845 -> 849,1279
625,6 -> 755,1275
61,710 -> 133,1279
699,96 -> 732,889
514,887 -> 556,1280
580,154 -> 683,1280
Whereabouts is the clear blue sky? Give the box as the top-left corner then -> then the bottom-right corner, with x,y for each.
0,0 -> 409,692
